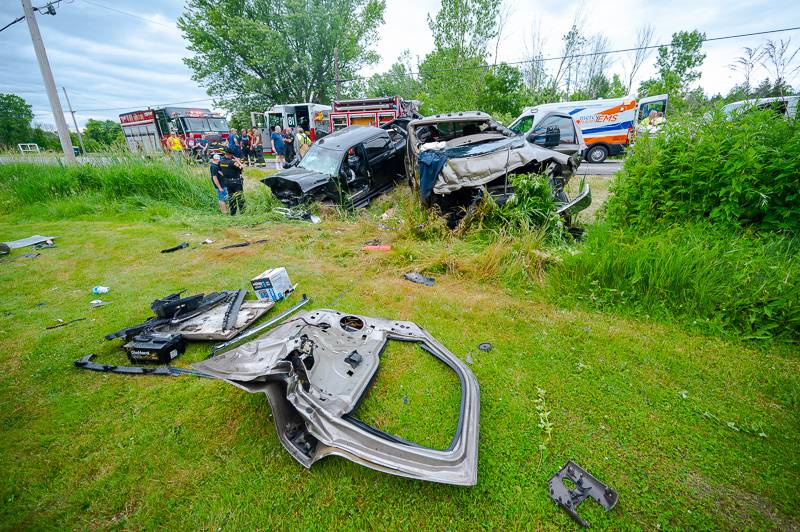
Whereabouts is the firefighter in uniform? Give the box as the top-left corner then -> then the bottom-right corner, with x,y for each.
219,148 -> 246,215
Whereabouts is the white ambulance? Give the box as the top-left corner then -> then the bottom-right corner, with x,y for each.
509,94 -> 668,163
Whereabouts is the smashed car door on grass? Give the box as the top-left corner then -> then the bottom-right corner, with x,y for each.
193,309 -> 480,486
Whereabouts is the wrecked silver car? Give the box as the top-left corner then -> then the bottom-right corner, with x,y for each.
193,309 -> 480,486
405,111 -> 591,226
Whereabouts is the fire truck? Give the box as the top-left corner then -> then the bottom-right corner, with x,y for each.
251,103 -> 332,154
329,96 -> 420,131
119,107 -> 229,156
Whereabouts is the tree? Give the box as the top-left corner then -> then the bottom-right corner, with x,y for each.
730,45 -> 764,93
625,25 -> 654,93
761,39 -> 799,96
83,119 -> 124,149
417,0 -> 499,114
478,63 -> 527,121
366,51 -> 421,98
639,30 -> 706,110
0,93 -> 34,148
178,0 -> 385,109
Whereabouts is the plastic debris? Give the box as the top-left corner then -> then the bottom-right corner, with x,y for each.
161,242 -> 189,253
404,272 -> 435,286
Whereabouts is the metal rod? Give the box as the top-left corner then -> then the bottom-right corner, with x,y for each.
62,86 -> 85,155
211,295 -> 310,356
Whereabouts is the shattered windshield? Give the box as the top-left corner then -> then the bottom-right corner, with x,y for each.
298,144 -> 343,176
445,136 -> 524,158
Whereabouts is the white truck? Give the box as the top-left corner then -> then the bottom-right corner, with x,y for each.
509,94 -> 668,163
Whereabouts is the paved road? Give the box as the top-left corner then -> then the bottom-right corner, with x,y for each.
579,160 -> 622,176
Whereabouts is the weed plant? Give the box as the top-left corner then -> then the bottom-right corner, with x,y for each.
607,108 -> 800,234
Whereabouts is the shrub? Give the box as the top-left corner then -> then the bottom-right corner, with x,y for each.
607,108 -> 800,234
461,173 -> 563,239
547,223 -> 800,341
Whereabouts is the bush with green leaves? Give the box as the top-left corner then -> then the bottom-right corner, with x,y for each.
465,173 -> 562,238
607,108 -> 800,234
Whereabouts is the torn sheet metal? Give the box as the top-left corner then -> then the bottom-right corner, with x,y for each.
154,300 -> 274,340
194,309 -> 480,486
2,235 -> 56,249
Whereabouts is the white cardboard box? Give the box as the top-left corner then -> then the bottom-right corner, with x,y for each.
250,267 -> 293,301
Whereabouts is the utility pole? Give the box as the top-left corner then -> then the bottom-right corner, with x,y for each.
21,0 -> 76,163
61,87 -> 85,156
334,47 -> 340,100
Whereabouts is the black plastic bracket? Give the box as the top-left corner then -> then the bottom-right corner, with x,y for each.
548,460 -> 618,528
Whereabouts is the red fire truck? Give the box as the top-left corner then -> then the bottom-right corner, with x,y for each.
119,107 -> 229,155
329,96 -> 420,131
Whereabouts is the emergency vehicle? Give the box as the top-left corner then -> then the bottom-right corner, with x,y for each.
329,96 -> 420,131
119,107 -> 229,155
509,94 -> 668,163
251,103 -> 332,154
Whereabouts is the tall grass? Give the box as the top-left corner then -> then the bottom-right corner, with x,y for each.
0,159 -> 215,211
0,157 -> 282,222
547,223 -> 799,341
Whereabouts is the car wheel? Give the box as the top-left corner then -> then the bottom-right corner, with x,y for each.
586,145 -> 608,163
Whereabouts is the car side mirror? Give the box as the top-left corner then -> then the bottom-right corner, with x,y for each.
543,125 -> 560,147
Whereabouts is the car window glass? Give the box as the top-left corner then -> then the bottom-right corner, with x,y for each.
364,135 -> 390,160
530,115 -> 560,144
555,116 -> 577,144
510,115 -> 534,134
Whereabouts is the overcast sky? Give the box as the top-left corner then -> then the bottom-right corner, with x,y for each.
1,0 -> 798,130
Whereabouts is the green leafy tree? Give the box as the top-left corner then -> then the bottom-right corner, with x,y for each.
478,63 -> 527,121
417,0 -> 499,114
366,50 -> 421,99
178,0 -> 385,109
639,30 -> 706,111
0,93 -> 34,148
83,119 -> 124,149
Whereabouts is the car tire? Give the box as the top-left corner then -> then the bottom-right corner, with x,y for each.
586,145 -> 608,163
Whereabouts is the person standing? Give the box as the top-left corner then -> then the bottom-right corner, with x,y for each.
210,153 -> 227,213
296,127 -> 312,157
271,125 -> 285,169
218,148 -> 246,215
197,136 -> 210,163
282,126 -> 296,165
227,128 -> 241,158
241,129 -> 252,165
252,129 -> 264,166
168,134 -> 184,162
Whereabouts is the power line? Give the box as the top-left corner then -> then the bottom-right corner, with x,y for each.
77,0 -> 174,29
74,97 -> 215,113
0,16 -> 25,33
340,25 -> 800,82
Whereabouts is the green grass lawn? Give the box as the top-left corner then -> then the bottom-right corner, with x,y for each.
0,190 -> 798,529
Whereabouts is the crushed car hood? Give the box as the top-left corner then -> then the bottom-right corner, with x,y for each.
435,141 -> 575,195
261,168 -> 333,196
193,309 -> 480,486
